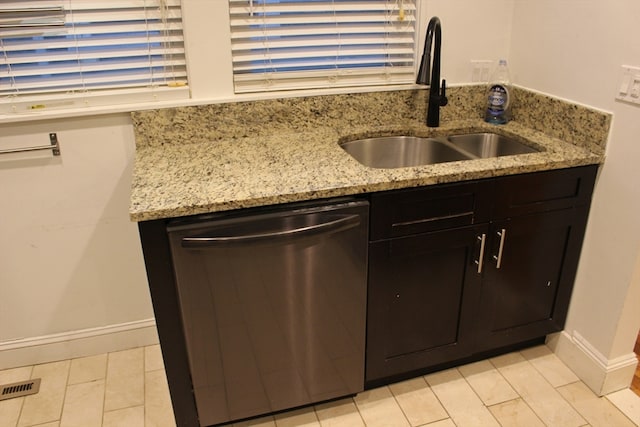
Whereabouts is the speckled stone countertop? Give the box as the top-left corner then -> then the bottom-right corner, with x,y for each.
130,85 -> 610,222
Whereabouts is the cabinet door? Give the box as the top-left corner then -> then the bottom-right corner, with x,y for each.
366,224 -> 486,385
476,207 -> 590,351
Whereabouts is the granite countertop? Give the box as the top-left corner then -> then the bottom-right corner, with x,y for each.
129,86 -> 610,222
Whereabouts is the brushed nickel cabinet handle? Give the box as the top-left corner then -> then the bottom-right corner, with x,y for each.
475,233 -> 486,274
494,228 -> 507,269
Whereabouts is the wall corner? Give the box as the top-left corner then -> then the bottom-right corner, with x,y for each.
547,331 -> 638,396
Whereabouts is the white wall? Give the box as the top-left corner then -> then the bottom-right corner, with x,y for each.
510,1 -> 640,370
0,115 -> 155,365
421,0 -> 514,82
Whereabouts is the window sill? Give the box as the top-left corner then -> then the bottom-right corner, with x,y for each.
0,83 -> 422,125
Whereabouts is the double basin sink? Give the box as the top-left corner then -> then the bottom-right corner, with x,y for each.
339,132 -> 539,169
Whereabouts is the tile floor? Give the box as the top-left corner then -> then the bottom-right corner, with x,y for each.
0,344 -> 638,427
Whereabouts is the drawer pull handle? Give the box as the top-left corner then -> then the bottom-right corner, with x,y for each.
494,228 -> 507,269
475,233 -> 486,274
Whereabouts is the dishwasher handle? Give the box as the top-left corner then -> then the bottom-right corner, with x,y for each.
181,213 -> 361,247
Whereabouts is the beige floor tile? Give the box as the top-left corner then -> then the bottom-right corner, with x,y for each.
488,398 -> 545,427
558,381 -> 636,427
491,352 -> 586,427
0,366 -> 33,427
59,379 -> 105,427
425,368 -> 500,427
104,348 -> 144,412
353,386 -> 410,427
605,388 -> 640,426
0,365 -> 33,383
314,398 -> 365,427
424,419 -> 456,427
18,360 -> 70,427
102,405 -> 145,427
67,354 -> 107,385
6,344 -> 638,427
458,359 -> 519,406
0,394 -> 23,427
274,406 -> 320,427
232,414 -> 276,426
388,377 -> 448,426
520,345 -> 580,387
144,369 -> 176,427
144,344 -> 165,372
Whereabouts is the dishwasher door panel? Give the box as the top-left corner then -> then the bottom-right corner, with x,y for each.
167,201 -> 368,426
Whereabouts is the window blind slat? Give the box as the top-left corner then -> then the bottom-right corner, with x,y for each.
0,0 -> 181,10
228,0 -> 416,13
229,0 -> 417,93
234,47 -> 414,63
0,0 -> 188,112
0,22 -> 184,39
2,33 -> 184,53
233,58 -> 414,73
4,49 -> 186,74
230,23 -> 414,39
233,66 -> 415,81
232,36 -> 415,52
230,14 -> 412,27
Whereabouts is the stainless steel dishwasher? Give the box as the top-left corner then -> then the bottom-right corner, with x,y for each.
167,198 -> 369,426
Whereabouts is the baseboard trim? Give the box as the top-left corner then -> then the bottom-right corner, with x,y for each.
547,330 -> 639,396
0,319 -> 159,369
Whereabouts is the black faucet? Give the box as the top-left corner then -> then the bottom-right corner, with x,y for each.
416,17 -> 448,127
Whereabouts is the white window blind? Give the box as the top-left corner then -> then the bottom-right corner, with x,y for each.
229,0 -> 417,93
0,0 -> 188,115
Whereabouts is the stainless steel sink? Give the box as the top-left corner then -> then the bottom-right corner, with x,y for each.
447,133 -> 538,158
339,132 -> 540,169
339,136 -> 472,169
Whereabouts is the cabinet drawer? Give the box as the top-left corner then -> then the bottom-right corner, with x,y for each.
491,165 -> 598,219
370,180 -> 491,240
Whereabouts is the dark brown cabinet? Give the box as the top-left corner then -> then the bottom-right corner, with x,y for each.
365,166 -> 597,386
366,224 -> 485,383
138,164 -> 599,424
476,207 -> 590,353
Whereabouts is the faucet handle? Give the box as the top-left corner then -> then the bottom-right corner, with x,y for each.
440,79 -> 448,106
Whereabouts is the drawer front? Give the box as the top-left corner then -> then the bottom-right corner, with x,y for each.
370,180 -> 491,240
491,165 -> 598,219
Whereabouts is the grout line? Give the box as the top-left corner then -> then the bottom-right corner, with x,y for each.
486,353 -> 547,426
349,395 -> 368,427
389,382 -> 415,426
102,351 -> 111,427
493,351 -> 594,426
13,365 -> 34,427
103,351 -> 113,424
456,366 -> 502,426
57,360 -> 72,427
516,349 -> 592,422
422,373 -> 453,423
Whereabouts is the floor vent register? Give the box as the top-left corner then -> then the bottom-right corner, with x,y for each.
0,378 -> 41,401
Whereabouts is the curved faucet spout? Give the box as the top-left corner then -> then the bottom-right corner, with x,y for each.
416,17 -> 448,127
